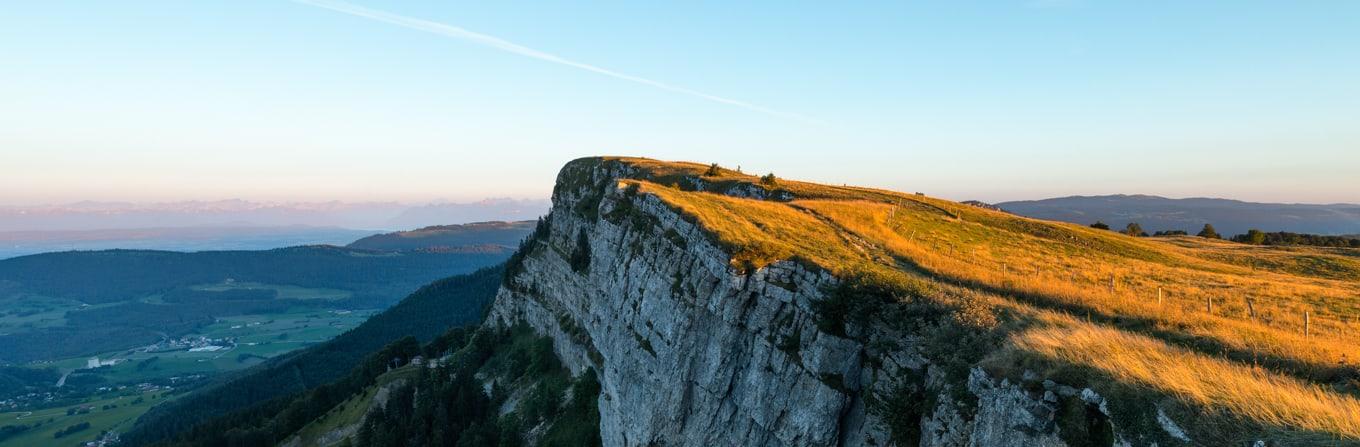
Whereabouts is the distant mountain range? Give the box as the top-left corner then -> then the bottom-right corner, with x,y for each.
0,225 -> 374,260
0,198 -> 550,232
995,194 -> 1360,236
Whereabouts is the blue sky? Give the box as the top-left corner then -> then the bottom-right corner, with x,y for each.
2,1 -> 1357,205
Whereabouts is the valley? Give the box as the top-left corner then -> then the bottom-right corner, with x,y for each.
0,223 -> 532,447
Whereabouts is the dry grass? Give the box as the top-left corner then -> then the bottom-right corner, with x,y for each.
599,157 -> 1360,440
794,199 -> 1360,379
632,180 -> 879,273
1014,324 -> 1360,439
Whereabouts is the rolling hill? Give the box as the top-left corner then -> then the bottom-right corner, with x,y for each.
346,221 -> 535,252
997,194 -> 1360,236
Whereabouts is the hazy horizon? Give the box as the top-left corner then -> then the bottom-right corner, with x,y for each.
7,190 -> 1360,211
5,2 -> 1359,205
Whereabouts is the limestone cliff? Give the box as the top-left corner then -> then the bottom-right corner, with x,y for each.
485,158 -> 1126,446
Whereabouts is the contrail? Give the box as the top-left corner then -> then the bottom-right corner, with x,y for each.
291,0 -> 820,124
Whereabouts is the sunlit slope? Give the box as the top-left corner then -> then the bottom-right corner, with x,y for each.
600,157 -> 1360,442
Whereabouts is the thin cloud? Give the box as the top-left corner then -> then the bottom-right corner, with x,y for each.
291,0 -> 820,124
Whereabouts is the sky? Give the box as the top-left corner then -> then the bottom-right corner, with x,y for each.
2,0 -> 1358,206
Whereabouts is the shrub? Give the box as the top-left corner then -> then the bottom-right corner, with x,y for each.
1197,223 -> 1221,239
570,229 -> 592,274
704,163 -> 722,177
1232,229 -> 1268,245
1090,221 -> 1110,230
1124,222 -> 1148,237
541,371 -> 603,447
760,173 -> 778,186
53,422 -> 90,439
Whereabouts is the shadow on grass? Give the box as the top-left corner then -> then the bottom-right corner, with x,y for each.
893,255 -> 1360,394
988,346 -> 1359,446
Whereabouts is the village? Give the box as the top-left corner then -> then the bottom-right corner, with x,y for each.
136,335 -> 236,355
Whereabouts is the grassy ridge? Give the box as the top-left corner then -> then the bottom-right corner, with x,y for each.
601,157 -> 1360,442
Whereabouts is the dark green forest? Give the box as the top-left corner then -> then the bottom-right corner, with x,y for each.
138,322 -> 600,447
1229,230 -> 1360,247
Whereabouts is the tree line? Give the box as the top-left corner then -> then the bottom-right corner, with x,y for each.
1088,221 -> 1359,247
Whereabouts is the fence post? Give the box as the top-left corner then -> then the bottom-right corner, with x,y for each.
1305,311 -> 1311,337
1157,287 -> 1162,305
1206,297 -> 1213,315
1245,297 -> 1256,320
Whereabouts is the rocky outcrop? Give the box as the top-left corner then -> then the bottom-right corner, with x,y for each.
484,158 -> 1126,446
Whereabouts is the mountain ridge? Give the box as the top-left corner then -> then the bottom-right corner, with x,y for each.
997,194 -> 1360,236
481,156 -> 1360,445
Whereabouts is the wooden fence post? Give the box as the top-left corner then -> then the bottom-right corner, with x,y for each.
1206,297 -> 1213,315
1245,297 -> 1256,320
1157,287 -> 1163,305
1305,311 -> 1311,337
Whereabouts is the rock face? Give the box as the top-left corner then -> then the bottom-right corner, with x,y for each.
485,158 -> 1099,446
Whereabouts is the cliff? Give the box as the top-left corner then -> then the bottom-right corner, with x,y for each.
485,157 -> 1360,446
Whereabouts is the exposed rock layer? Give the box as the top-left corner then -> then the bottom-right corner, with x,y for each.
486,159 -> 1120,446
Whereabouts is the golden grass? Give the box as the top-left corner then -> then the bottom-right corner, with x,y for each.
794,199 -> 1360,377
599,157 -> 1360,440
631,181 -> 878,273
1014,324 -> 1360,439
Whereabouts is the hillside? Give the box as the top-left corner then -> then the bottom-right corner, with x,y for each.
346,221 -> 535,252
997,194 -> 1360,236
481,157 -> 1360,446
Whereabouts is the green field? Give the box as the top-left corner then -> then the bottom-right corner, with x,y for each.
190,281 -> 353,300
0,295 -> 81,333
1,307 -> 379,446
55,307 -> 379,385
0,390 -> 166,447
1,282 -> 349,337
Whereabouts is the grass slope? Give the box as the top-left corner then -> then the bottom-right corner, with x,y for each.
588,156 -> 1360,444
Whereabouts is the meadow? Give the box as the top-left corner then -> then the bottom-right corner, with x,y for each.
0,390 -> 164,447
65,307 -> 377,383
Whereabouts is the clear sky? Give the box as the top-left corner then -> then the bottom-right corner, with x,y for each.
3,0 -> 1357,205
